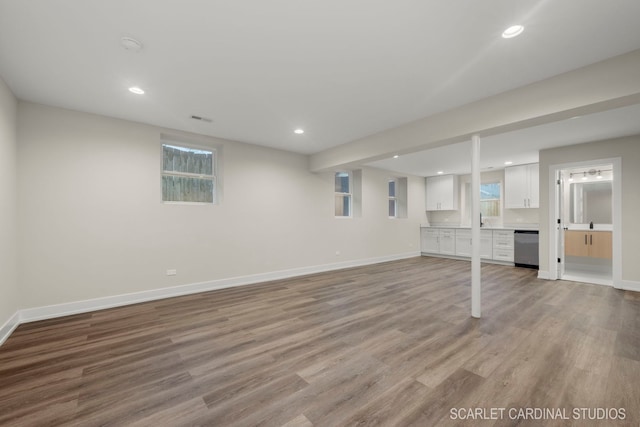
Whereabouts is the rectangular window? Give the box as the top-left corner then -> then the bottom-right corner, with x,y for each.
480,182 -> 501,217
335,172 -> 352,217
162,144 -> 216,203
388,179 -> 397,218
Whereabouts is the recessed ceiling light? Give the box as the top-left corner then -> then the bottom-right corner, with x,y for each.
393,155 -> 399,159
502,25 -> 524,39
437,171 -> 444,175
294,129 -> 304,134
128,86 -> 144,95
504,161 -> 513,165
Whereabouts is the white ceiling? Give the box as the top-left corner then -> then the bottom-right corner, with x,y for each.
1,1 -> 640,156
367,103 -> 640,176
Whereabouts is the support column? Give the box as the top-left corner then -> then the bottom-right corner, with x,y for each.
471,135 -> 481,318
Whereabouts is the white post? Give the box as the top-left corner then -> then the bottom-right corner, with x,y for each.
471,135 -> 481,318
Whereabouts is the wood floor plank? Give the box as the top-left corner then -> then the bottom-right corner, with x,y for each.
280,414 -> 313,427
0,256 -> 638,426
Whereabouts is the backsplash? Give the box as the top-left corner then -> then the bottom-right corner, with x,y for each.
426,207 -> 539,228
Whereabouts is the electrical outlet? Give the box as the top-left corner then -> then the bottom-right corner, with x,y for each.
166,269 -> 177,276
335,251 -> 341,256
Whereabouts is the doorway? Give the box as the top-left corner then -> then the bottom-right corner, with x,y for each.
549,158 -> 622,288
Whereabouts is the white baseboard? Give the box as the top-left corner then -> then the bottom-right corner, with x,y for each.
0,311 -> 21,346
19,251 -> 421,324
537,270 -> 550,280
622,280 -> 640,292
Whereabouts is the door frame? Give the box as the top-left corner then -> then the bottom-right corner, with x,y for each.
547,157 -> 622,288
556,169 -> 565,279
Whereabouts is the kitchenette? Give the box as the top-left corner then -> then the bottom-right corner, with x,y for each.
420,163 -> 540,269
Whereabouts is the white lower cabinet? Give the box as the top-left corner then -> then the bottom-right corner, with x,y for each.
455,230 -> 472,257
420,228 -> 456,255
455,229 -> 492,258
439,229 -> 456,255
492,230 -> 514,262
421,228 -> 440,253
422,227 -> 515,263
480,231 -> 493,259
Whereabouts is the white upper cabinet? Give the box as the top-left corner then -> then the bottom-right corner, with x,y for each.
505,163 -> 539,209
528,164 -> 539,208
425,175 -> 459,211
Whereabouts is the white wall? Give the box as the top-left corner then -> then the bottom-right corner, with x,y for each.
0,76 -> 18,332
17,102 -> 424,310
539,137 -> 640,282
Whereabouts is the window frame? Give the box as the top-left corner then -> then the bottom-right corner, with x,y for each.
334,171 -> 353,218
479,182 -> 501,219
388,179 -> 398,218
161,142 -> 217,204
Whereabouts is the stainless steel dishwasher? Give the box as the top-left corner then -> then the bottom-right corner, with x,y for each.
514,230 -> 539,269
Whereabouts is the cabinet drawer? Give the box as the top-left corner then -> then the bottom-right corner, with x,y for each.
493,238 -> 513,249
493,248 -> 514,262
424,229 -> 439,238
493,230 -> 514,249
493,230 -> 514,239
455,229 -> 470,238
440,229 -> 455,238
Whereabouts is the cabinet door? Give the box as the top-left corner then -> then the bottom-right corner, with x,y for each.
421,229 -> 440,253
589,231 -> 612,259
504,165 -> 528,209
439,175 -> 459,210
480,230 -> 493,259
425,175 -> 458,211
564,230 -> 589,257
425,176 -> 440,211
439,229 -> 456,255
455,230 -> 471,257
528,164 -> 540,208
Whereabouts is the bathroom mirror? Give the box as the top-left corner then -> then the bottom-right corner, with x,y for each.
569,181 -> 612,224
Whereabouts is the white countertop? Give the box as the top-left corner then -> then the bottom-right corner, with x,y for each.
421,224 -> 539,231
566,224 -> 613,231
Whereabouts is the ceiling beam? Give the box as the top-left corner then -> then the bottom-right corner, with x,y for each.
309,49 -> 640,172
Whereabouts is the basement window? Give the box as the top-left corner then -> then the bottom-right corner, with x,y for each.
388,179 -> 397,217
162,143 -> 216,203
464,181 -> 501,224
389,177 -> 408,219
480,182 -> 501,217
335,172 -> 352,217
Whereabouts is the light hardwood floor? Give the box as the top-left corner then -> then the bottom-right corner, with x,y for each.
1,257 -> 639,426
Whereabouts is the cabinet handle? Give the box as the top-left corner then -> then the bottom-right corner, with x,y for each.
584,234 -> 587,245
590,234 -> 593,245
524,198 -> 526,207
